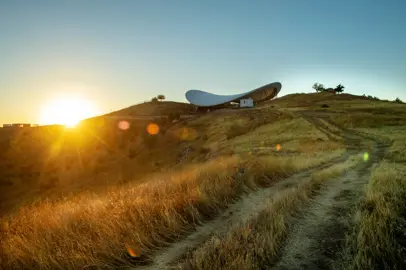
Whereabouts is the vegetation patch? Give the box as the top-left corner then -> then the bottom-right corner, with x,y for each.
0,151 -> 342,269
342,126 -> 406,269
181,155 -> 360,269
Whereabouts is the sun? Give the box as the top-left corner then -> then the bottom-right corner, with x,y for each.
40,98 -> 98,127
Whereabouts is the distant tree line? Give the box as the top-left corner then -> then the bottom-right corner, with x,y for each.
362,95 -> 404,104
363,94 -> 380,100
312,83 -> 345,93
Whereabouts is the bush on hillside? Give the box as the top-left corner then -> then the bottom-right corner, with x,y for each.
312,82 -> 345,93
395,97 -> 404,104
334,84 -> 345,93
367,95 -> 380,100
157,94 -> 165,101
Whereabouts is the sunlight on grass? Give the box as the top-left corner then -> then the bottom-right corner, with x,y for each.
181,154 -> 360,269
0,151 -> 343,269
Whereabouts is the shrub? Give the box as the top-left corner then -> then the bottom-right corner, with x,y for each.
395,97 -> 404,104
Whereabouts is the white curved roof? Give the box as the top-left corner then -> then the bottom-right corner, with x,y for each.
185,82 -> 282,107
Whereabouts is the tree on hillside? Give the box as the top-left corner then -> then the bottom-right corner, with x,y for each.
151,97 -> 158,103
312,83 -> 326,92
312,83 -> 325,92
395,97 -> 404,104
334,84 -> 345,93
157,94 -> 166,101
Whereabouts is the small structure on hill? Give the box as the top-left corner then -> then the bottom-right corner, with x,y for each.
2,123 -> 36,128
240,98 -> 254,108
185,82 -> 282,110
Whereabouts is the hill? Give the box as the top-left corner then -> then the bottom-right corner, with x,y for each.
1,92 -> 406,269
104,100 -> 196,117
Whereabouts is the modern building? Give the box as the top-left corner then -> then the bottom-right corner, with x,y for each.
185,82 -> 281,109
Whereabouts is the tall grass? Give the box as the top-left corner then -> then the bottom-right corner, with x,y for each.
181,155 -> 361,269
0,152 -> 342,269
342,126 -> 406,269
344,162 -> 406,269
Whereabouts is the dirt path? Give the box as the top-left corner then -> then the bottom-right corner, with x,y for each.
272,113 -> 387,269
134,155 -> 349,270
131,112 -> 387,270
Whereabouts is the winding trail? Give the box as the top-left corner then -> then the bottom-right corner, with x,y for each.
135,155 -> 348,270
131,111 -> 388,270
272,112 -> 387,269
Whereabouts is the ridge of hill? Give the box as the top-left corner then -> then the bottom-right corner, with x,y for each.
269,92 -> 370,106
104,101 -> 195,117
1,91 -> 406,269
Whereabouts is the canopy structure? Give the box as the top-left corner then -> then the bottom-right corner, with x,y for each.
185,82 -> 282,107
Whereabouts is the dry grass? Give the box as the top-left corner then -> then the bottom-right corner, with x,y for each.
0,151 -> 343,269
4,93 -> 404,269
181,155 -> 361,269
344,161 -> 406,269
311,153 -> 363,182
342,126 -> 406,269
228,117 -> 344,155
354,126 -> 406,163
330,111 -> 406,129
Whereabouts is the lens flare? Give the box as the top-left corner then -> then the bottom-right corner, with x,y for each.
125,243 -> 138,258
147,123 -> 160,135
276,144 -> 281,151
118,121 -> 130,130
363,152 -> 369,162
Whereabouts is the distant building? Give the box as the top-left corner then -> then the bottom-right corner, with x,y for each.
2,123 -> 36,128
185,82 -> 282,110
240,98 -> 254,108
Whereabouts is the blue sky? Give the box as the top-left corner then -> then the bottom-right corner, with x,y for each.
1,0 -> 405,123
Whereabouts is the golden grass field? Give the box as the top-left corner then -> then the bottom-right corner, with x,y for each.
0,92 -> 405,269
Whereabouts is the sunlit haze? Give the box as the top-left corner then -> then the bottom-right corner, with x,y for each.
0,0 -> 405,124
39,97 -> 99,127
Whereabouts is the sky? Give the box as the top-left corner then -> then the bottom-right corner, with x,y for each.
1,0 -> 405,124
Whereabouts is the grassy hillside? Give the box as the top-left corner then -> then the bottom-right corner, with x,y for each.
104,100 -> 196,117
1,92 -> 405,269
0,101 -> 194,215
